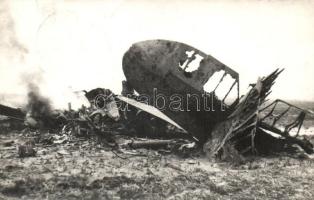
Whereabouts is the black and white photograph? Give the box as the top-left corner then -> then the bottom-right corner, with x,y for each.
1,0 -> 314,199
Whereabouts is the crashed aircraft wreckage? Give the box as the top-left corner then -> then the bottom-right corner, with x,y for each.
122,39 -> 313,158
0,39 -> 313,160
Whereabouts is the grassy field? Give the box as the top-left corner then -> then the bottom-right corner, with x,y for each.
0,131 -> 314,200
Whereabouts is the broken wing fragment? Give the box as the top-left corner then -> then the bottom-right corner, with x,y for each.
116,95 -> 189,135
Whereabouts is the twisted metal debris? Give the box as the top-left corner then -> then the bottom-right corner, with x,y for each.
0,39 -> 313,161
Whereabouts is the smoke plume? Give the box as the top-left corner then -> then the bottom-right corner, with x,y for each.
25,83 -> 52,118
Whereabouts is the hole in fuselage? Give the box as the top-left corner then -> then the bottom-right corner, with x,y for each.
178,50 -> 204,78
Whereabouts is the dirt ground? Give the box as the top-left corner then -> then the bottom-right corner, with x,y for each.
1,129 -> 314,200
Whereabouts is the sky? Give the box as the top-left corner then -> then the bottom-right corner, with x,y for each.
0,0 -> 314,109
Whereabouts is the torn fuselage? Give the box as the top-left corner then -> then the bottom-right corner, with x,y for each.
123,40 -> 240,142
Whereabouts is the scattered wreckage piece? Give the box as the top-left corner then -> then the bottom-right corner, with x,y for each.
120,138 -> 197,157
17,140 -> 36,158
0,104 -> 25,121
259,99 -> 307,137
122,139 -> 176,149
83,88 -> 114,109
203,69 -> 283,158
0,104 -> 26,131
259,99 -> 314,154
116,96 -> 187,134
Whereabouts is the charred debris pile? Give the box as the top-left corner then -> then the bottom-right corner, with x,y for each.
1,40 -> 313,162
